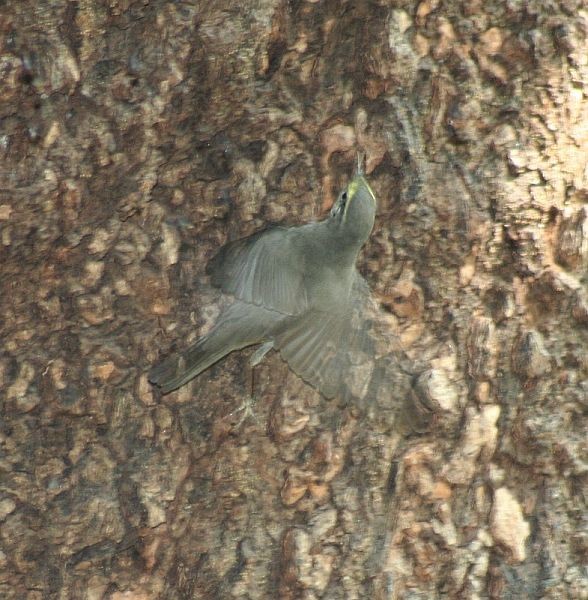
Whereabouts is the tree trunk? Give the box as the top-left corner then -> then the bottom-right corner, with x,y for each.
1,1 -> 586,599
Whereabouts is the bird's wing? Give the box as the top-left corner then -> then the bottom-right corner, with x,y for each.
273,272 -> 375,399
206,226 -> 307,315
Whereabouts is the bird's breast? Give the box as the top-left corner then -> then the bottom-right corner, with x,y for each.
305,263 -> 354,311
290,222 -> 358,312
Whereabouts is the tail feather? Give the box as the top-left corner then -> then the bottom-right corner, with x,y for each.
149,301 -> 284,394
149,335 -> 232,394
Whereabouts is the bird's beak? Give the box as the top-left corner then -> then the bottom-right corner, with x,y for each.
356,151 -> 365,176
353,153 -> 376,204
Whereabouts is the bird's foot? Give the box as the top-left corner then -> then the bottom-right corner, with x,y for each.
229,395 -> 259,429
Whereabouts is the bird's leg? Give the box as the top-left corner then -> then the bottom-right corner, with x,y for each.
247,365 -> 260,418
229,342 -> 273,428
229,388 -> 257,430
228,366 -> 257,428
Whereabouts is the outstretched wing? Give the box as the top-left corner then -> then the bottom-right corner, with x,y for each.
273,273 -> 376,399
206,226 -> 308,316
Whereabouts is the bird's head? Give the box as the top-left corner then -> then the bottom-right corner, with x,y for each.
329,171 -> 377,246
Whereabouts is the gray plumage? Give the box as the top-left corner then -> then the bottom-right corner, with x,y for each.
149,172 -> 377,398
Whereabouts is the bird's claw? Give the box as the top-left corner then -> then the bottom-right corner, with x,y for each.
229,395 -> 259,428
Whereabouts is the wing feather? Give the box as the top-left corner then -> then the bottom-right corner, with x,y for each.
207,226 -> 307,315
272,272 -> 376,398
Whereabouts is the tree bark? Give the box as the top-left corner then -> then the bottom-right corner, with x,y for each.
0,1 -> 586,599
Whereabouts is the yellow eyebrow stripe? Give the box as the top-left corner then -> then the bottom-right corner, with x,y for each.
347,179 -> 360,199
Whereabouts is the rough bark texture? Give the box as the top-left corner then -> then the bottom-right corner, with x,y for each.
1,1 -> 586,599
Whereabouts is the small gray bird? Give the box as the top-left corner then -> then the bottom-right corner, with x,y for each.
149,162 -> 377,398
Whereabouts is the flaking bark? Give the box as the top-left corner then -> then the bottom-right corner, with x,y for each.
0,1 -> 586,598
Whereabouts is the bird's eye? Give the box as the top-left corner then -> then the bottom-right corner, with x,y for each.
330,189 -> 349,218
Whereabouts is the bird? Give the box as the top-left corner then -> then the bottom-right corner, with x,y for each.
149,157 -> 378,399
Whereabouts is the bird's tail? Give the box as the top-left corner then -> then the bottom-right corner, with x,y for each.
149,334 -> 232,394
149,302 -> 281,394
